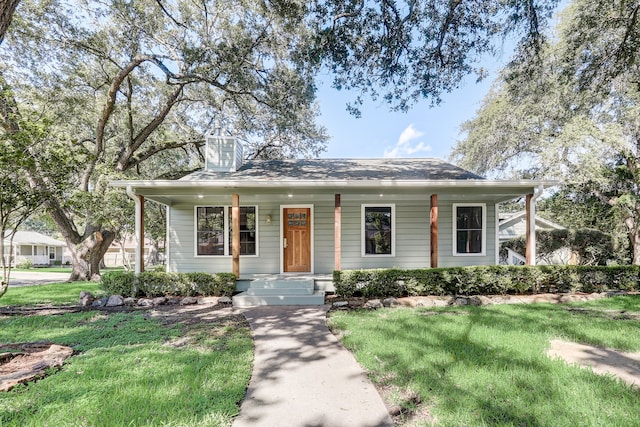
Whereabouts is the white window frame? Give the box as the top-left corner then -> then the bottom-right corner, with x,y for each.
361,204 -> 396,257
452,203 -> 486,256
194,205 -> 259,257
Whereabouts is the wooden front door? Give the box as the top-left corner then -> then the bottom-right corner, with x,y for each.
283,208 -> 311,272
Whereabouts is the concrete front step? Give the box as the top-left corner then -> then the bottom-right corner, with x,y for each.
249,278 -> 315,290
246,287 -> 314,296
232,290 -> 325,307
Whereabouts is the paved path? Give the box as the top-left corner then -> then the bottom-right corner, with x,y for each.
7,271 -> 71,287
233,306 -> 393,427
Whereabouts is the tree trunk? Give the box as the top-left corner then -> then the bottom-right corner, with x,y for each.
66,230 -> 116,281
0,0 -> 20,44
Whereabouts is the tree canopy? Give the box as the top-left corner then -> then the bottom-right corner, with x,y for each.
452,0 -> 640,263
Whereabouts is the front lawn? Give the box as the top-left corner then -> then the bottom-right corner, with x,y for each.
329,296 -> 640,426
0,310 -> 253,426
0,281 -> 102,306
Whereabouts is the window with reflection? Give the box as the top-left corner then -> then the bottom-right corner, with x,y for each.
362,205 -> 394,256
454,204 -> 485,255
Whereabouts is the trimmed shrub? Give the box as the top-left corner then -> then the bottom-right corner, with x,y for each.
100,271 -> 136,297
99,271 -> 237,298
333,265 -> 640,298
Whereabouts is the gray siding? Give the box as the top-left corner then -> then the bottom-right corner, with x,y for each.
340,198 -> 431,270
166,194 -> 498,275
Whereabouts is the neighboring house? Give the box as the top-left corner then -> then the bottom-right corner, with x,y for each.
104,236 -> 156,268
111,133 -> 554,305
498,211 -> 565,243
2,231 -> 67,267
498,211 -> 569,265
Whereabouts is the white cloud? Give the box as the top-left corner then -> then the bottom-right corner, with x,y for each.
383,124 -> 432,158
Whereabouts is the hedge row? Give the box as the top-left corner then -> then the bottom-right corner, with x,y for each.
100,271 -> 237,298
333,265 -> 640,298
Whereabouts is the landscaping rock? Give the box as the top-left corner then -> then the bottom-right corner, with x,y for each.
197,296 -> 219,305
364,299 -> 383,309
79,291 -> 94,307
452,297 -> 469,306
218,296 -> 232,305
179,297 -> 198,305
123,297 -> 136,306
0,342 -> 74,392
91,297 -> 107,307
167,297 -> 182,305
153,297 -> 167,306
106,295 -> 124,307
138,298 -> 154,307
333,301 -> 349,308
382,297 -> 400,308
468,296 -> 483,306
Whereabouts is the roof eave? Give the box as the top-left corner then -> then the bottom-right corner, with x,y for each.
110,179 -> 559,190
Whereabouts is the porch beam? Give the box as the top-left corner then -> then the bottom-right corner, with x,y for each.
135,194 -> 145,274
525,193 -> 535,266
232,194 -> 240,278
430,194 -> 438,268
334,194 -> 341,271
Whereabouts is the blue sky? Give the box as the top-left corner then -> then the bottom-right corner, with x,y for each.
314,2 -> 568,161
315,71 -> 500,160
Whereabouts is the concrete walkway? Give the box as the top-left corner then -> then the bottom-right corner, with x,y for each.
233,306 -> 393,427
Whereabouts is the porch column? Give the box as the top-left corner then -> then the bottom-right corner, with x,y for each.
232,194 -> 240,278
334,194 -> 341,270
525,193 -> 535,266
430,194 -> 438,268
134,194 -> 145,274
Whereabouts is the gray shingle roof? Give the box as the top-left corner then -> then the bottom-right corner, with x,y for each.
179,158 -> 484,182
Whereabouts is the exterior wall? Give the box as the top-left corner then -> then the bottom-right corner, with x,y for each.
340,197 -> 431,270
166,193 -> 499,275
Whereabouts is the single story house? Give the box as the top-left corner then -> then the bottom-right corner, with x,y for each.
2,231 -> 67,267
111,133 -> 555,305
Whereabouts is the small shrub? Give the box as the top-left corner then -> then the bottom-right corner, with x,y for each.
16,259 -> 33,269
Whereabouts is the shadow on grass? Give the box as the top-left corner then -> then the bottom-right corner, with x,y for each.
331,304 -> 640,426
0,309 -> 252,427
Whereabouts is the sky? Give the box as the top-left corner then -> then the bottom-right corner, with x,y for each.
313,3 -> 567,161
315,70 -> 501,161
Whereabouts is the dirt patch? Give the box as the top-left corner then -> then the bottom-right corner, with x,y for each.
548,339 -> 640,388
0,342 -> 74,391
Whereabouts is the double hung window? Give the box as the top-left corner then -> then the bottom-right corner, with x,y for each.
196,206 -> 257,256
362,204 -> 395,256
453,204 -> 486,255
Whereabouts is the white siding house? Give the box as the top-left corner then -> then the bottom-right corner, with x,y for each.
2,231 -> 67,267
111,134 -> 555,301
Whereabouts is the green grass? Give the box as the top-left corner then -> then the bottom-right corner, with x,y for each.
329,296 -> 640,426
0,311 -> 253,426
0,281 -> 103,306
